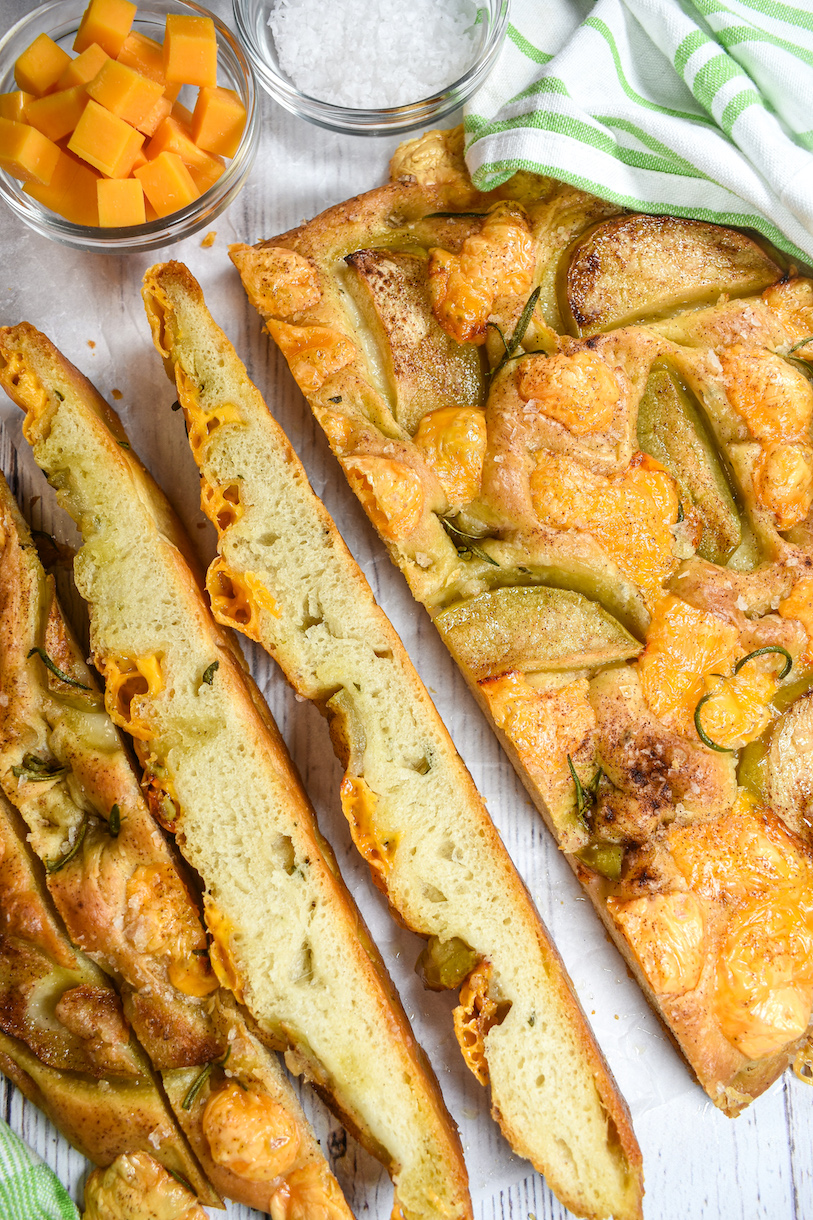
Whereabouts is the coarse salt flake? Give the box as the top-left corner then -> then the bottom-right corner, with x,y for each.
267,0 -> 480,108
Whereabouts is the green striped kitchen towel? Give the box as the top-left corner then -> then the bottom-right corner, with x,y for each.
465,0 -> 813,262
0,1120 -> 80,1220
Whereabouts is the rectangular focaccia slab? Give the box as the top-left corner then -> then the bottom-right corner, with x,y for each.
0,322 -> 471,1220
140,259 -> 644,1220
231,128 -> 813,1117
0,467 -> 352,1217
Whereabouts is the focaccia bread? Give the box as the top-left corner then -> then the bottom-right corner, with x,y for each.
0,787 -> 199,1179
0,323 -> 471,1220
232,128 -> 813,1115
0,469 -> 352,1217
140,258 -> 643,1220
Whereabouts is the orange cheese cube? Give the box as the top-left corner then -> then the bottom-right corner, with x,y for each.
188,153 -> 225,194
68,98 -> 144,177
56,42 -> 110,89
147,114 -> 212,170
15,34 -> 72,97
163,15 -> 217,87
0,118 -> 60,184
134,149 -> 198,216
24,148 -> 99,224
0,91 -> 33,123
190,86 -> 246,158
86,58 -> 164,128
170,100 -> 194,128
25,85 -> 89,142
130,145 -> 148,172
97,175 -> 145,225
137,93 -> 172,137
117,31 -> 181,101
74,0 -> 137,58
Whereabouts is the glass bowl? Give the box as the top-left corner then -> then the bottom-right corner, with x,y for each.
0,0 -> 259,252
233,0 -> 509,136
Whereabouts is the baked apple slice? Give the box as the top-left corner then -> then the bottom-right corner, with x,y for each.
434,585 -> 641,682
560,214 -> 781,334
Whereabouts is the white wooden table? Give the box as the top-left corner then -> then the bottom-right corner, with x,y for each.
0,2 -> 811,1217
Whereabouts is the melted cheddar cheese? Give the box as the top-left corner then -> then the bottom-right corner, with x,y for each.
201,479 -> 244,532
202,1081 -> 300,1182
267,320 -> 355,394
607,891 -> 705,997
413,405 -> 487,508
719,344 -> 813,528
124,864 -> 217,998
101,653 -> 164,740
342,456 -> 425,543
780,576 -> 813,663
269,1163 -> 351,1220
427,203 -> 537,345
179,390 -> 243,461
479,671 -> 595,841
244,247 -> 321,319
205,902 -> 246,1004
669,792 -> 813,1059
452,961 -> 498,1086
530,452 -> 681,607
207,557 -> 280,641
83,1150 -> 206,1220
339,775 -> 397,887
518,349 -> 620,435
639,595 -> 781,747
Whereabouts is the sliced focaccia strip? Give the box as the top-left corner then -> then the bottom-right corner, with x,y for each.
0,322 -> 471,1220
0,787 -> 201,1181
140,259 -> 644,1220
0,470 -> 352,1216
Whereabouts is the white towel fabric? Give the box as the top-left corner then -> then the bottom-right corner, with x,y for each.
465,0 -> 813,262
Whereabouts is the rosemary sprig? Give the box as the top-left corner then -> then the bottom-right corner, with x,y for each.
489,287 -> 541,379
108,803 -> 121,837
693,691 -> 735,753
424,211 -> 489,219
12,752 -> 68,783
46,820 -> 87,873
182,1047 -> 231,1111
440,517 -> 499,566
27,647 -> 90,691
201,660 -> 219,685
567,755 -> 601,825
733,645 -> 793,680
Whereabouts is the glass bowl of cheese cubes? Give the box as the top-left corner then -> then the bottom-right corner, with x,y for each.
0,0 -> 259,251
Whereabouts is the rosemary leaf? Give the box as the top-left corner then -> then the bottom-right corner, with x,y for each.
491,287 -> 541,379
789,336 -> 813,353
423,211 -> 489,219
440,518 -> 499,566
27,647 -> 91,691
693,692 -> 735,753
46,820 -> 87,873
12,752 -> 69,783
108,803 -> 121,837
733,645 -> 793,680
181,1062 -> 213,1110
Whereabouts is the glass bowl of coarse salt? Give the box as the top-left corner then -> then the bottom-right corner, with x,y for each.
232,0 -> 509,135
